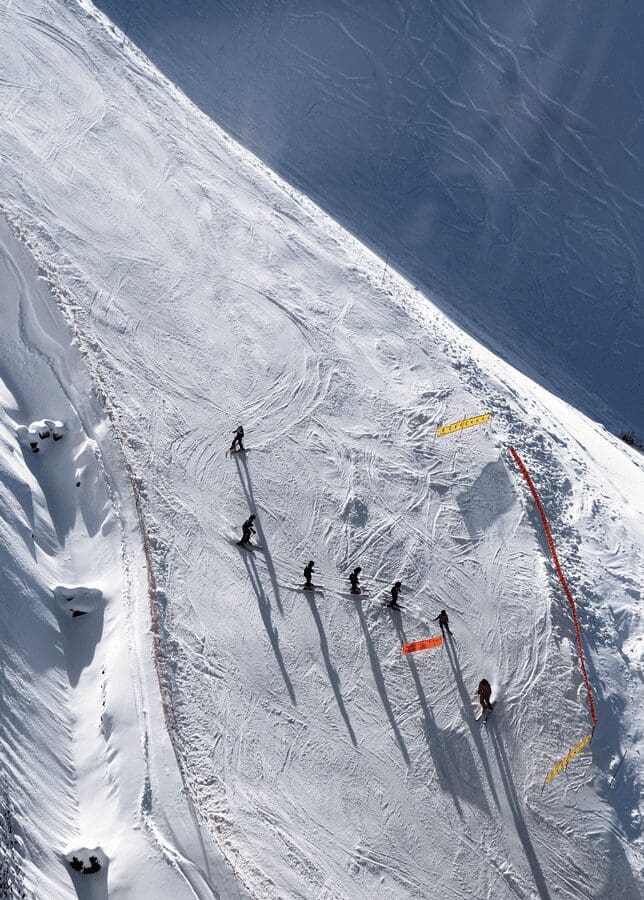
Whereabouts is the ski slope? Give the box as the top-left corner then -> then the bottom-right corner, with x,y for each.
93,0 -> 644,434
0,219 -> 249,897
0,1 -> 642,898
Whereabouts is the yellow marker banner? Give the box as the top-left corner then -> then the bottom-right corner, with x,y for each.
437,413 -> 492,437
545,733 -> 592,783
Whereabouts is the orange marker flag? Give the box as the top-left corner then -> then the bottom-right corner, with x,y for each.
402,636 -> 443,654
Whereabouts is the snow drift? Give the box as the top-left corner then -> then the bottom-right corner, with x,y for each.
0,1 -> 642,898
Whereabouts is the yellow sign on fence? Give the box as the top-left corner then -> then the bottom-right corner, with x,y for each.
545,733 -> 592,783
437,413 -> 492,437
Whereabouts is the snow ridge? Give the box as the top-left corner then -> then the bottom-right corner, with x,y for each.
0,1 -> 642,898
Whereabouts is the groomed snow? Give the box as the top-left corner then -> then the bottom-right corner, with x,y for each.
0,220 -> 249,897
93,0 -> 644,435
0,1 -> 642,898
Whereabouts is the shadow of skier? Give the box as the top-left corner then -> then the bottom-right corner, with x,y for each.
234,452 -> 283,614
488,720 -> 552,900
241,547 -> 296,704
391,613 -> 468,820
305,591 -> 357,745
444,636 -> 501,810
354,596 -> 410,765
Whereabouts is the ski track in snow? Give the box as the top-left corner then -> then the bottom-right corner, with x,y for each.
0,223 -> 249,898
0,1 -> 642,898
92,0 -> 644,435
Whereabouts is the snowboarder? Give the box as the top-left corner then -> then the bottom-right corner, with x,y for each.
237,513 -> 256,548
476,679 -> 493,711
388,581 -> 402,609
230,425 -> 245,454
348,566 -> 362,594
304,560 -> 315,589
434,609 -> 453,637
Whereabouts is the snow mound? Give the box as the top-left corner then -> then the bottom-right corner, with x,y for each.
16,419 -> 65,453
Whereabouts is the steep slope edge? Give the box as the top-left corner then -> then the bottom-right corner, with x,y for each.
0,1 -> 641,897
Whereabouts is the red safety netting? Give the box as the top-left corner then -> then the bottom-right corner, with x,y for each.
509,447 -> 597,727
402,636 -> 443,654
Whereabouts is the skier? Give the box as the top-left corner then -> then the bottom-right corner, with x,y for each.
348,566 -> 362,594
237,513 -> 256,548
230,425 -> 245,454
476,679 -> 493,712
434,609 -> 453,637
388,581 -> 402,609
304,560 -> 315,589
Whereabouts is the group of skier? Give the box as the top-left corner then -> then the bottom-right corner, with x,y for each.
231,424 -> 494,719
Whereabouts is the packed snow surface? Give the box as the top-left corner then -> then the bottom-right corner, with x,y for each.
0,219 -> 249,898
0,1 -> 642,899
93,0 -> 644,434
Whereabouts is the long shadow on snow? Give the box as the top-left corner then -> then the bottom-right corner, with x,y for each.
487,719 -> 552,900
444,636 -> 501,811
234,453 -> 283,615
305,591 -> 357,745
240,547 -> 296,705
19,440 -> 79,547
391,612 -> 494,820
353,597 -> 409,765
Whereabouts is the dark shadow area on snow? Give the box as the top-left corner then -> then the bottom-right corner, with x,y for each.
305,590 -> 357,745
51,588 -> 106,689
234,452 -> 283,614
65,848 -> 109,900
457,459 -> 515,540
18,436 -> 78,547
392,612 -> 483,820
596,828 -> 643,900
444,636 -> 501,810
487,720 -> 552,900
94,0 -> 644,434
240,546 -> 296,705
353,596 -> 409,765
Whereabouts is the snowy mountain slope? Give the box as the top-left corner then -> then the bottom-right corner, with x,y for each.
0,221 -> 250,898
92,0 -> 644,435
0,1 -> 642,898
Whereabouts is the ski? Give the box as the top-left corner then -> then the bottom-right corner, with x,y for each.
476,703 -> 496,724
225,448 -> 251,458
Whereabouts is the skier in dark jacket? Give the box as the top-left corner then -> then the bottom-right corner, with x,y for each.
388,581 -> 402,609
304,560 -> 315,589
476,679 -> 493,711
230,425 -> 245,453
434,609 -> 453,636
238,513 -> 256,548
348,566 -> 362,594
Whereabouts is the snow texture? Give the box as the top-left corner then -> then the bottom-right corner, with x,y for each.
0,1 -> 642,898
93,0 -> 644,434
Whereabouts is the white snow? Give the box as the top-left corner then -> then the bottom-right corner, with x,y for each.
0,219 -> 248,898
91,0 -> 644,435
0,1 -> 642,899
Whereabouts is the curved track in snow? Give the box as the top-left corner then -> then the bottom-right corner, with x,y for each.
0,2 -> 641,898
0,221 -> 248,898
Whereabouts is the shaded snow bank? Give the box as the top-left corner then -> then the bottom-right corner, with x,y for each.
93,0 -> 644,434
0,2 -> 642,898
0,219 -> 249,897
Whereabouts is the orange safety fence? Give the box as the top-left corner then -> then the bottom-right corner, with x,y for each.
402,636 -> 443,654
509,447 -> 597,727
